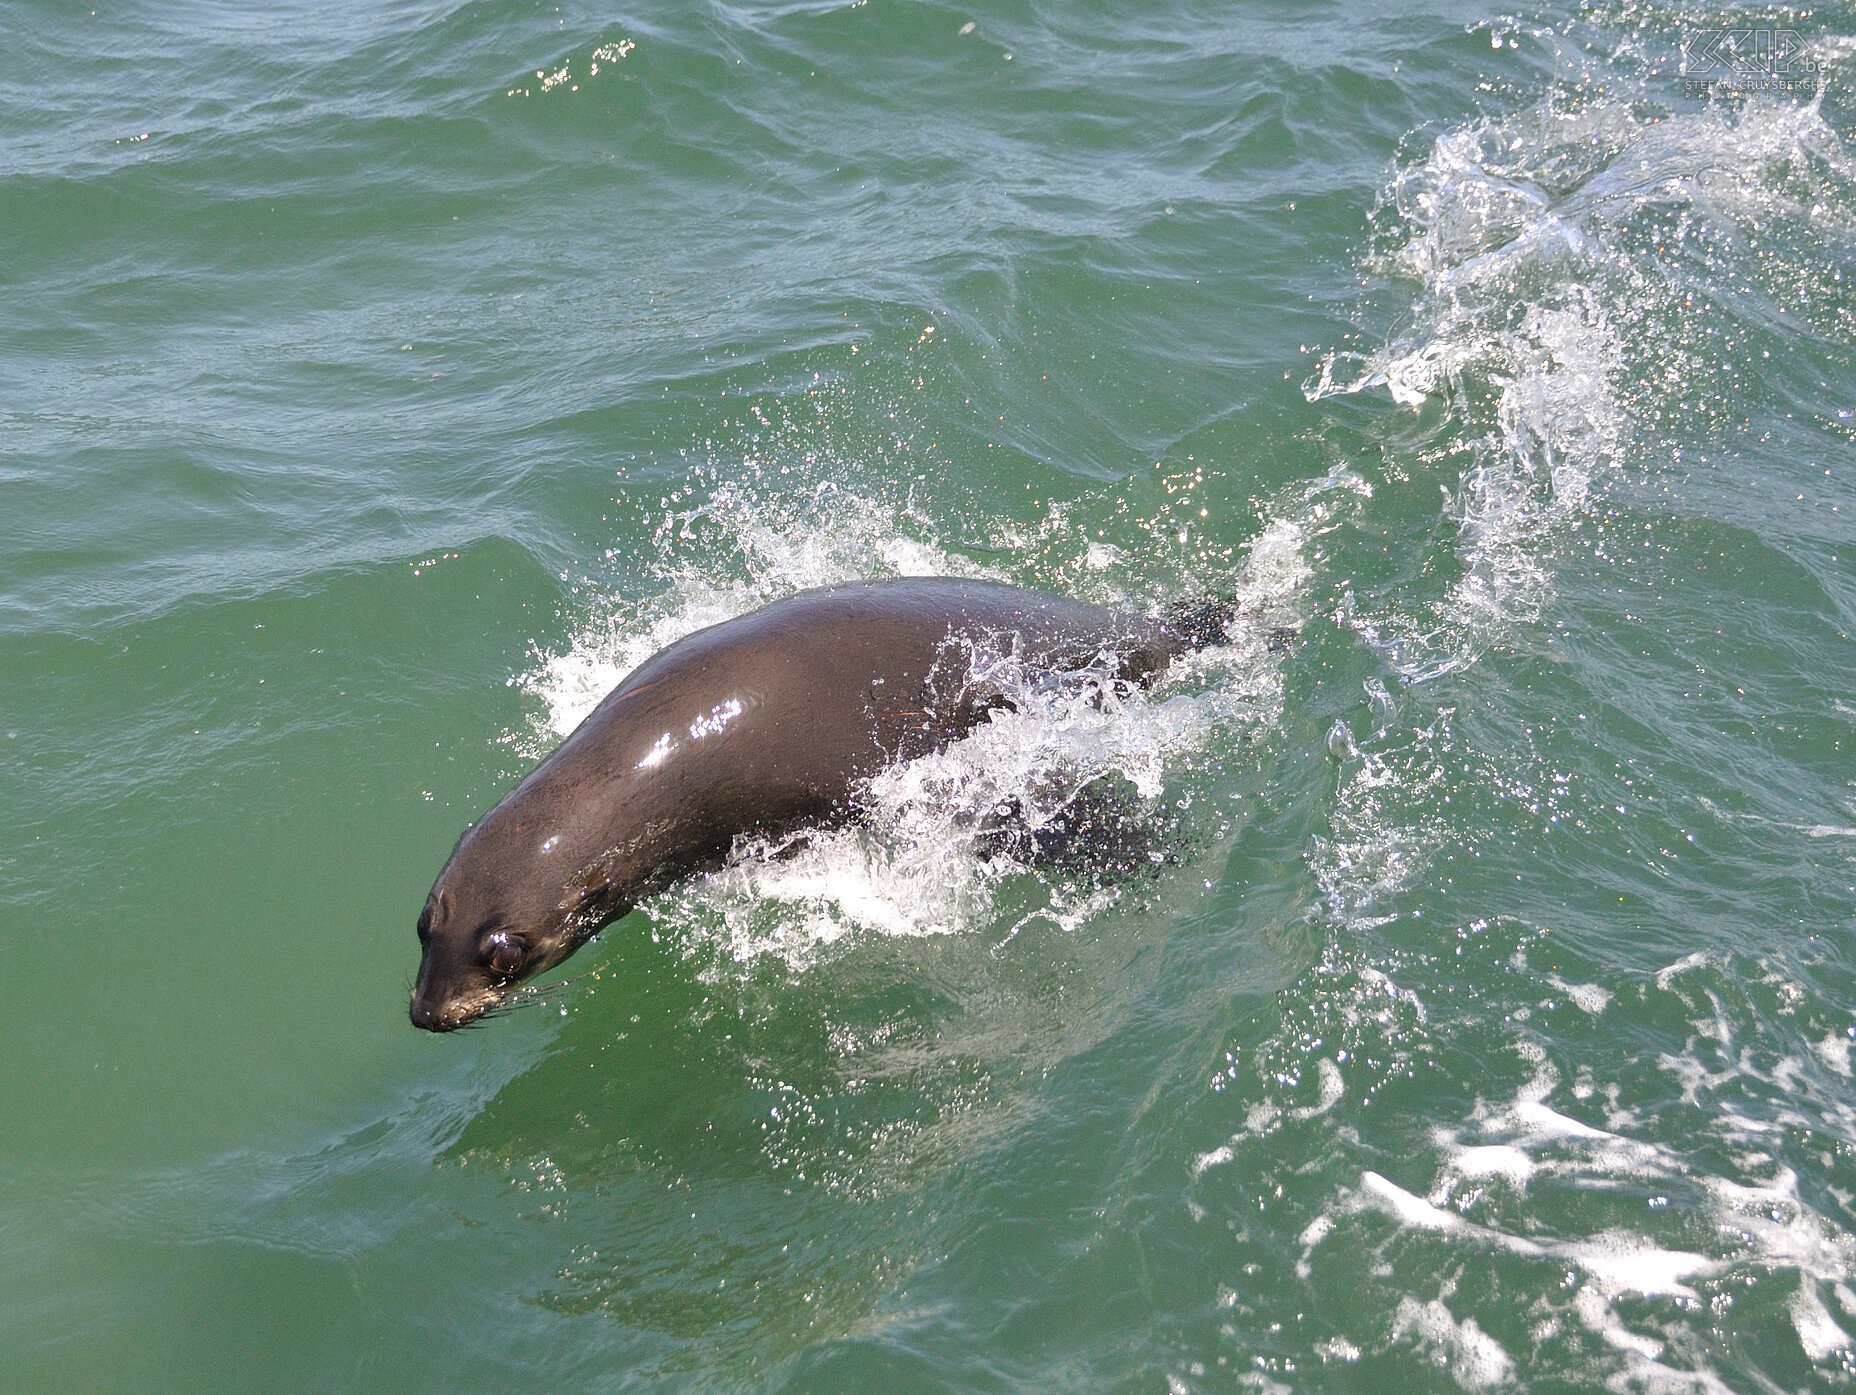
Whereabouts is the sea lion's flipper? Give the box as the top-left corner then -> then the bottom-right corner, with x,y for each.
1160,595 -> 1241,651
976,775 -> 1178,876
1158,596 -> 1302,654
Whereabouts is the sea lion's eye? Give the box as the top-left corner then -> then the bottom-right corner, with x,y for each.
416,907 -> 433,945
484,933 -> 525,980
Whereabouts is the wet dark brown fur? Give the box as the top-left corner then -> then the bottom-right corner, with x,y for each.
410,578 -> 1208,1031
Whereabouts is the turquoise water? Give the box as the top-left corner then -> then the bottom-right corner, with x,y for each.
5,1 -> 1856,1389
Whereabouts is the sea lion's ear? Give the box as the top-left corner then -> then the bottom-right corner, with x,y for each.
560,867 -> 616,914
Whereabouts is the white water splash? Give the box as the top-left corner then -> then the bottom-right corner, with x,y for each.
518,474 -> 1319,966
1309,90 -> 1854,686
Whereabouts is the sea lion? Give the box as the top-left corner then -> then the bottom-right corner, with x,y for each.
410,577 -> 1235,1031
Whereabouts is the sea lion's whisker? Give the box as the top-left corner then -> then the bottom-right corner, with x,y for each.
501,964 -> 609,1013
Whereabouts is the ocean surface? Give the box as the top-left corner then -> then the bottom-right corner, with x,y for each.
5,2 -> 1856,1390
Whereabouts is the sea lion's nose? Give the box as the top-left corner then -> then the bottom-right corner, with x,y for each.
409,994 -> 454,1032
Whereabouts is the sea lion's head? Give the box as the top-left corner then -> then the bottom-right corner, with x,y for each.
409,798 -> 632,1032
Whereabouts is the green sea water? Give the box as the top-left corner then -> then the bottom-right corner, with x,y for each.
6,1 -> 1856,1390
